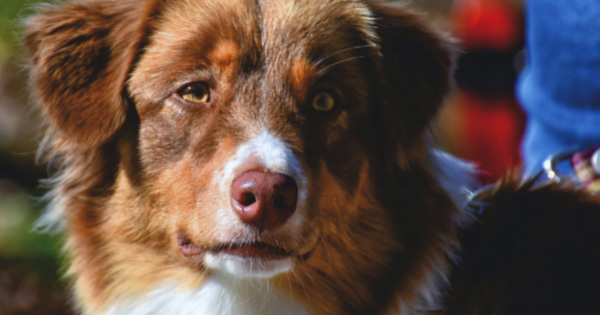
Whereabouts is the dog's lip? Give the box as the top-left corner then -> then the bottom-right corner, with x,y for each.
178,235 -> 203,257
178,234 -> 316,260
214,242 -> 291,259
178,235 -> 309,260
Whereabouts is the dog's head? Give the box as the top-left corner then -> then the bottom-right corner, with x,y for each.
27,0 -> 456,312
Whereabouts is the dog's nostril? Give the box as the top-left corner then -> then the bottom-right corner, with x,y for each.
230,171 -> 298,231
239,192 -> 257,206
274,192 -> 294,209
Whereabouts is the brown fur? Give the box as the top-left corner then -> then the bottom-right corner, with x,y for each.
25,0 -> 600,314
444,175 -> 600,314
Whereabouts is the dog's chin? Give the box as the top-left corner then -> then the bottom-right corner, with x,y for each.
204,252 -> 294,278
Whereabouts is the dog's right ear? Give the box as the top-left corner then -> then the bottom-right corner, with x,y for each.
366,1 -> 457,154
25,0 -> 160,148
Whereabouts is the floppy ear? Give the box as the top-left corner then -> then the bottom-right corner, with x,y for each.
368,1 -> 457,151
25,0 -> 158,148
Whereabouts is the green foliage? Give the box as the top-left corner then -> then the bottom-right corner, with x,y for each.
0,193 -> 61,259
0,0 -> 44,57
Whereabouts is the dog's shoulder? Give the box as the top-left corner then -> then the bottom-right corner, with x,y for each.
444,177 -> 600,314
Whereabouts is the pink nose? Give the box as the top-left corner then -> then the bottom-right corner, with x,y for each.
231,171 -> 298,232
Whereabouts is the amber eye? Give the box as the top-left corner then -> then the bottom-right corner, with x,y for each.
312,92 -> 336,112
177,82 -> 210,103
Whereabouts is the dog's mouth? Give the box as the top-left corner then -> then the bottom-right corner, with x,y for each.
177,235 -> 204,257
219,242 -> 291,259
178,233 -> 318,277
214,242 -> 291,259
178,235 -> 291,260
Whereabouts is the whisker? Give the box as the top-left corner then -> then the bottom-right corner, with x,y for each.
314,44 -> 373,66
295,264 -> 316,297
317,56 -> 365,75
290,268 -> 311,299
316,234 -> 334,273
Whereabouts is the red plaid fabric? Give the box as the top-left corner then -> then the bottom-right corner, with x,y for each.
571,145 -> 600,195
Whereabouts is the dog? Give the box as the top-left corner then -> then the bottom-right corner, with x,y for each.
25,0 -> 600,314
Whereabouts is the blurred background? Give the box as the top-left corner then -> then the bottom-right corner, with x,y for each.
0,0 -> 525,313
1,0 -> 74,314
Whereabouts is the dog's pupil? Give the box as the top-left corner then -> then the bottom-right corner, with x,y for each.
314,93 -> 333,111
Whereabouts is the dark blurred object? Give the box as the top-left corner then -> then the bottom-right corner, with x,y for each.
1,1 -> 72,313
0,181 -> 72,315
455,49 -> 518,96
453,0 -> 523,96
0,264 -> 73,315
449,0 -> 525,183
408,0 -> 454,17
0,151 -> 46,192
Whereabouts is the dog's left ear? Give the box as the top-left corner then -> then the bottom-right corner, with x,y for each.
368,1 -> 457,152
25,0 -> 159,149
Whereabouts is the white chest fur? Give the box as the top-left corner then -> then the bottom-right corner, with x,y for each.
106,273 -> 309,315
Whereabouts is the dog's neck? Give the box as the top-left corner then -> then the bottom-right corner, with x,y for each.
399,148 -> 477,313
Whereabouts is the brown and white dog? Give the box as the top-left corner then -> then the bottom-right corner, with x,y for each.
25,0 -> 600,314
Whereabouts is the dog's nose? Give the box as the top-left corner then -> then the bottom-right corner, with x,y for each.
231,171 -> 298,231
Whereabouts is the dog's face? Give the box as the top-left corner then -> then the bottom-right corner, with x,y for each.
26,0 -> 456,312
127,0 -> 377,277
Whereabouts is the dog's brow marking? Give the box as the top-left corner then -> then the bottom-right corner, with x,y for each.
290,58 -> 316,97
208,40 -> 240,67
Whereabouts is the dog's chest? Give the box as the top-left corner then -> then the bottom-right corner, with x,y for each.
106,273 -> 309,315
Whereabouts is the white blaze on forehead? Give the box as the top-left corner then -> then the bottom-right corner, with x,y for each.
233,130 -> 300,174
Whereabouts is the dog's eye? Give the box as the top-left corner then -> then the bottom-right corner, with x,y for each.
312,92 -> 336,112
177,82 -> 210,104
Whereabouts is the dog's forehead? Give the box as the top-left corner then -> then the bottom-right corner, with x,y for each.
259,0 -> 376,51
130,0 -> 378,122
150,0 -> 376,67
